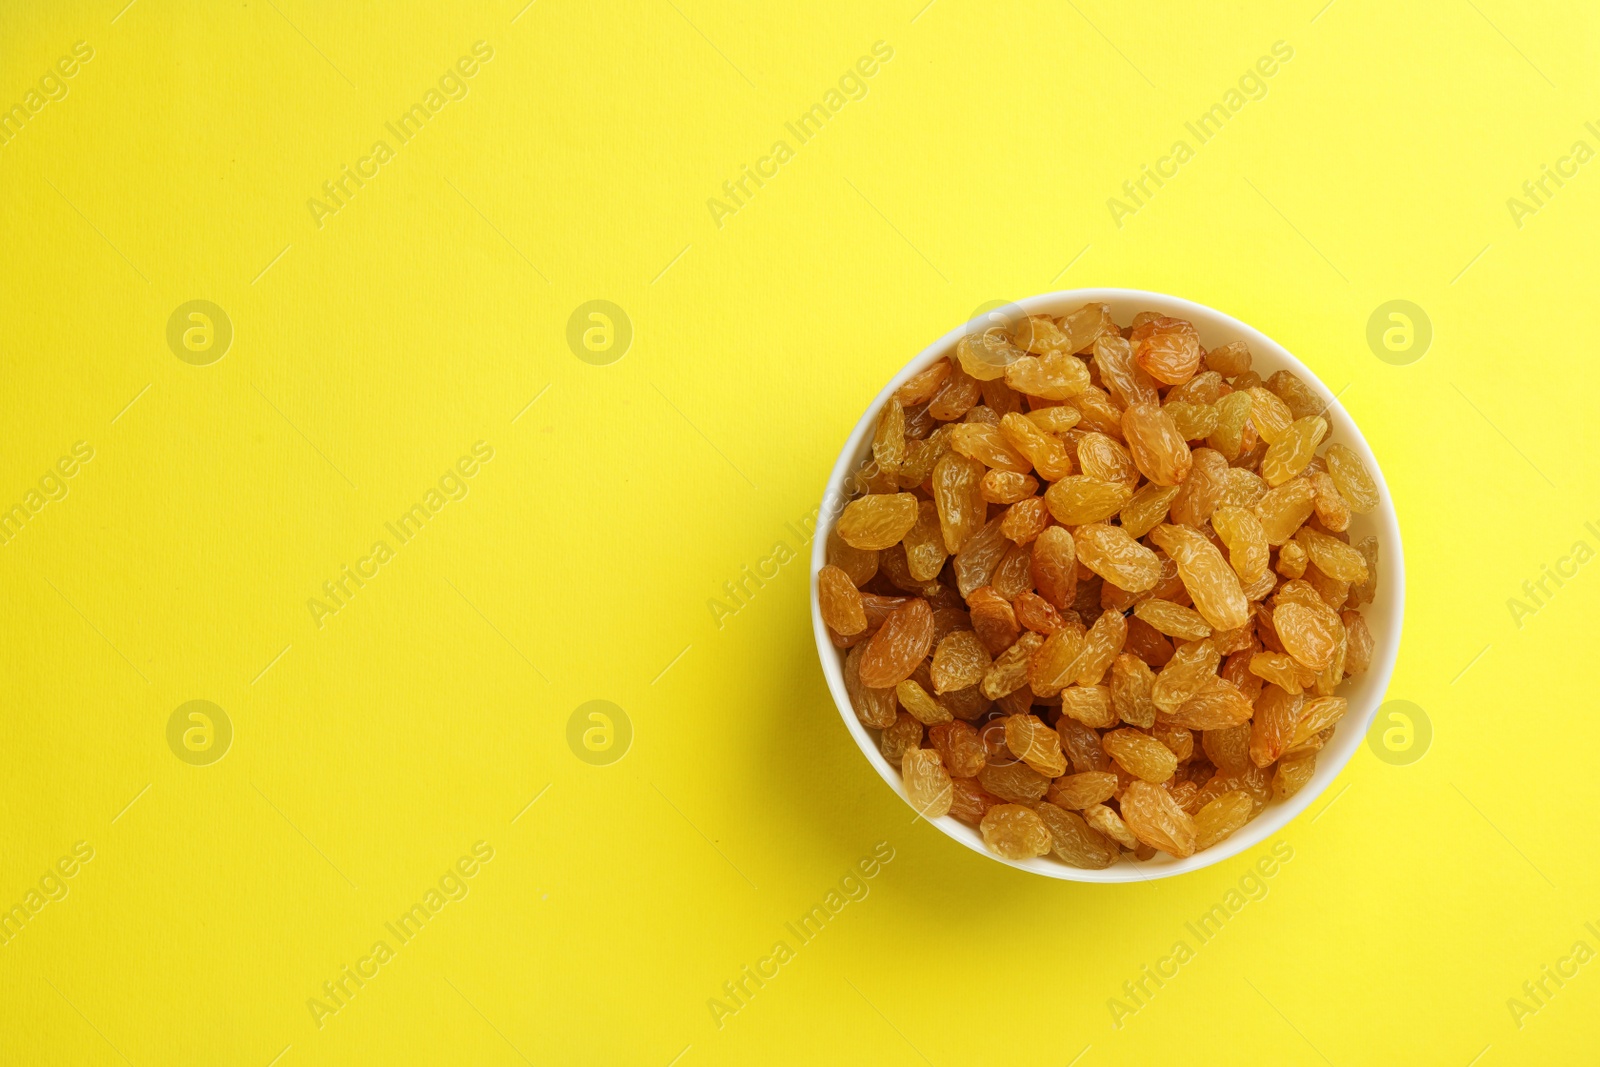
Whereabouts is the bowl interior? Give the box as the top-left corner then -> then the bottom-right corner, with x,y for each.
810,288 -> 1403,882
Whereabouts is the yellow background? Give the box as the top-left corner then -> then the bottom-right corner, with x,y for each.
1,0 -> 1595,1063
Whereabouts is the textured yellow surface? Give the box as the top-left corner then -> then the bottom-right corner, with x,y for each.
2,1 -> 1597,1064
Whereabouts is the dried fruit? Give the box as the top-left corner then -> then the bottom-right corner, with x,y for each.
1077,433 -> 1138,486
1209,390 -> 1253,461
1219,467 -> 1268,509
1103,728 -> 1179,783
1272,752 -> 1316,799
1164,401 -> 1219,441
1211,505 -> 1269,584
1060,685 -> 1117,728
818,565 -> 868,636
1125,617 -> 1174,667
981,632 -> 1046,699
1292,696 -> 1348,746
1131,317 -> 1202,386
896,361 -> 951,406
1027,405 -> 1082,434
872,399 -> 907,475
1013,591 -> 1066,635
1250,685 -> 1301,766
1083,803 -> 1139,850
1048,771 -> 1119,809
1120,780 -> 1198,857
830,305 -> 1384,867
1110,654 -> 1158,729
1295,527 -> 1369,584
1000,497 -> 1050,544
837,493 -> 919,551
1169,448 -> 1226,528
978,761 -> 1050,804
903,749 -> 953,818
942,684 -> 993,721
844,643 -> 898,728
1152,722 -> 1193,761
902,500 -> 949,582
932,452 -> 987,553
1202,723 -> 1252,773
895,679 -> 953,724
927,359 -> 982,421
1149,524 -> 1250,631
1193,790 -> 1253,849
880,712 -> 923,763
929,720 -> 986,777
1342,611 -> 1373,676
1249,652 -> 1313,695
859,599 -> 935,688
1028,626 -> 1085,697
1030,526 -> 1078,609
1076,610 -> 1128,687
1093,334 -> 1159,409
826,527 -> 879,587
1325,443 -> 1379,514
1266,370 -> 1326,420
1005,351 -> 1092,400
1011,314 -> 1073,354
1120,482 -> 1182,539
1005,714 -> 1068,777
1075,523 -> 1161,592
968,586 -> 1021,655
1308,470 -> 1351,532
999,413 -> 1073,480
1162,675 -> 1254,730
1044,477 -> 1133,525
1254,478 -> 1316,546
1032,802 -> 1118,868
956,330 -> 1026,382
952,515 -> 1010,597
1262,416 -> 1328,486
1167,370 -> 1226,406
1273,600 -> 1341,672
1133,598 -> 1212,642
980,803 -> 1053,859
980,469 -> 1039,505
1153,639 -> 1221,713
1122,403 -> 1193,486
931,630 -> 991,693
948,777 -> 1000,823
951,422 -> 1032,473
1244,386 -> 1293,444
1205,340 -> 1252,377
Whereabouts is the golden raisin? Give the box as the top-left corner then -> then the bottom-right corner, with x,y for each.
837,492 -> 919,551
1122,403 -> 1193,486
979,803 -> 1053,860
818,565 -> 868,636
903,749 -> 953,818
859,599 -> 936,688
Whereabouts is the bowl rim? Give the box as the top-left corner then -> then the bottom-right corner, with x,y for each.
809,287 -> 1405,882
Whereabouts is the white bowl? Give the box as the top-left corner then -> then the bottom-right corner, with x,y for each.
810,288 -> 1404,882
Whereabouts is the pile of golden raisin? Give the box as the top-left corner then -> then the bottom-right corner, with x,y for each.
820,305 -> 1381,867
